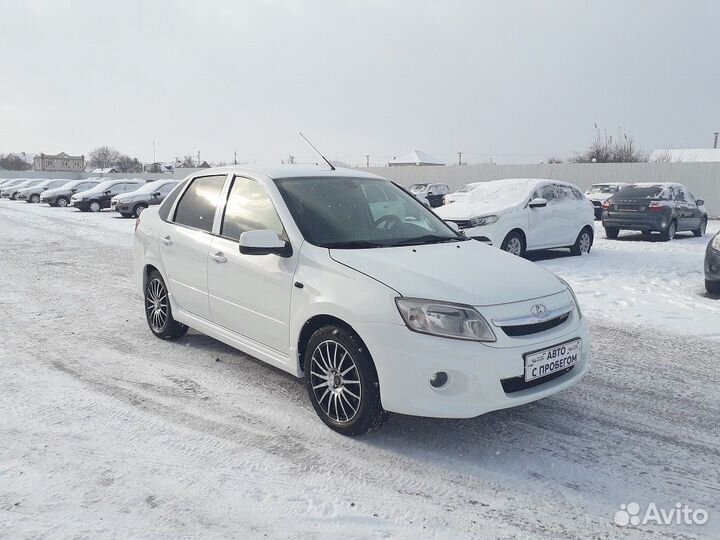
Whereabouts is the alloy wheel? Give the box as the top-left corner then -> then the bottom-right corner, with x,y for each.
57,198 -> 68,207
145,278 -> 168,332
579,231 -> 591,253
506,237 -> 523,256
90,202 -> 101,212
668,222 -> 676,240
309,340 -> 362,423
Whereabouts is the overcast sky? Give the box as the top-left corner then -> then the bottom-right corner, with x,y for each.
1,0 -> 719,166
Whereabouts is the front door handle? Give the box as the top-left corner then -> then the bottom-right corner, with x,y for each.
209,252 -> 227,263
161,235 -> 173,246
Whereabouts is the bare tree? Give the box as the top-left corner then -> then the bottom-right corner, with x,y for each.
178,155 -> 195,168
0,155 -> 31,170
88,146 -> 121,169
114,155 -> 143,173
570,128 -> 646,163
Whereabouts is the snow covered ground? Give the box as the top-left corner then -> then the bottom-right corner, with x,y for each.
1,200 -> 719,539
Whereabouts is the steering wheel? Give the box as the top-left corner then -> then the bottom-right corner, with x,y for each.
374,214 -> 402,230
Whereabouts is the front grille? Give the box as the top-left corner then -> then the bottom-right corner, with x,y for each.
501,313 -> 569,337
501,365 -> 575,394
447,219 -> 472,230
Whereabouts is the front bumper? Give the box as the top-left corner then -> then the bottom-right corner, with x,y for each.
355,316 -> 590,418
112,200 -> 132,213
706,244 -> 720,282
602,211 -> 668,231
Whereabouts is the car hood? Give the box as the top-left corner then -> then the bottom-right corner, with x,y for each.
329,240 -> 564,306
435,200 -> 519,220
586,193 -> 612,202
42,187 -> 70,197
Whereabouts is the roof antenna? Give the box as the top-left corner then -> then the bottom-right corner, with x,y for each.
299,132 -> 335,170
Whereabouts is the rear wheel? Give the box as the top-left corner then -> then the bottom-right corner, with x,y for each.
694,218 -> 707,238
660,220 -> 677,242
605,227 -> 619,239
305,325 -> 387,436
706,280 -> 720,295
89,201 -> 101,213
570,227 -> 593,256
56,196 -> 69,207
500,231 -> 526,257
144,270 -> 188,340
29,193 -> 40,203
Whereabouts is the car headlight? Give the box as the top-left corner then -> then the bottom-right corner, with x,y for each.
395,297 -> 496,342
712,233 -> 720,251
556,276 -> 582,319
469,215 -> 500,227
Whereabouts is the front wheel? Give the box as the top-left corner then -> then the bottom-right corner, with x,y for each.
56,197 -> 69,208
133,203 -> 148,218
144,270 -> 188,340
694,219 -> 707,238
30,194 -> 40,203
500,231 -> 526,257
570,228 -> 593,256
89,201 -> 101,213
305,325 -> 387,436
605,227 -> 619,239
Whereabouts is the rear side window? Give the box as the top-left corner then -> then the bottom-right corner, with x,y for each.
220,177 -> 285,240
158,179 -> 188,221
173,175 -> 226,232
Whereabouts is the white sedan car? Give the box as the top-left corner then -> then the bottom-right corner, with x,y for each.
436,178 -> 595,258
134,167 -> 590,435
442,181 -> 484,205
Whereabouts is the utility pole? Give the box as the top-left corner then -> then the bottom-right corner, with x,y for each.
197,151 -> 200,167
714,132 -> 718,149
234,150 -> 238,165
457,152 -> 463,166
365,154 -> 370,168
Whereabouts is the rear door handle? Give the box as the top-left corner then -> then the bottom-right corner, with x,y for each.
209,252 -> 227,263
161,236 -> 173,246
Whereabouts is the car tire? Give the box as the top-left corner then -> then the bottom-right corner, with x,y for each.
120,212 -> 133,218
693,219 -> 707,238
56,196 -> 69,207
605,227 -> 619,239
660,220 -> 677,242
10,193 -> 18,200
570,227 -> 593,256
133,203 -> 148,218
304,325 -> 387,436
706,280 -> 720,295
89,201 -> 101,213
29,194 -> 40,203
144,270 -> 188,340
500,231 -> 526,257
641,231 -> 653,240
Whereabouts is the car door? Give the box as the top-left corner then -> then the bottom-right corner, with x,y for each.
678,186 -> 701,231
207,175 -> 299,353
527,184 -> 561,249
554,185 -> 582,245
159,174 -> 227,320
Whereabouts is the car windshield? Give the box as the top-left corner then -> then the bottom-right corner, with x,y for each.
57,181 -> 83,189
457,183 -> 480,193
133,181 -> 171,194
586,185 -> 618,194
616,185 -> 666,199
464,179 -> 535,206
409,183 -> 428,191
274,176 -> 465,248
84,179 -> 118,193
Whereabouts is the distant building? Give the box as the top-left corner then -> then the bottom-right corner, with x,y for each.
144,162 -> 175,173
388,150 -> 445,167
197,160 -> 211,168
91,167 -> 120,174
34,152 -> 85,172
649,149 -> 720,163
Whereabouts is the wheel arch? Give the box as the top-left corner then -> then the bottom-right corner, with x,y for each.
297,314 -> 371,375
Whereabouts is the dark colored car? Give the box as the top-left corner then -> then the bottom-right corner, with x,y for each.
40,178 -> 104,207
110,179 -> 179,217
70,179 -> 145,212
706,232 -> 720,294
602,183 -> 707,241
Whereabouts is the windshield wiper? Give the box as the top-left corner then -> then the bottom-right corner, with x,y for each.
389,234 -> 468,247
324,240 -> 385,249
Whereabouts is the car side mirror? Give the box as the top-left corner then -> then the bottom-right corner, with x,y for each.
447,221 -> 460,233
529,197 -> 547,208
70,188 -> 77,193
239,230 -> 292,257
103,189 -> 111,195
152,191 -> 161,198
697,199 -> 705,206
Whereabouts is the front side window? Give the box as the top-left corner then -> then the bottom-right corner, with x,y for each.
173,175 -> 225,232
221,177 -> 285,241
274,176 -> 462,248
159,183 -> 175,195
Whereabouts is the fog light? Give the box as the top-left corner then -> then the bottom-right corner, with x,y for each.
430,371 -> 448,388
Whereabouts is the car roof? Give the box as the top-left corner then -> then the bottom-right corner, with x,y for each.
589,182 -> 628,186
630,182 -> 685,188
185,165 -> 386,182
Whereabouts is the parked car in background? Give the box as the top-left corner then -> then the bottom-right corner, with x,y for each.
16,179 -> 73,203
443,182 -> 484,205
0,178 -> 28,194
71,179 -> 145,212
1,179 -> 46,200
134,167 -> 589,435
409,182 -> 449,207
436,178 -> 595,258
601,183 -> 707,241
584,182 -> 628,220
111,179 -> 179,217
704,232 -> 720,295
40,178 -> 104,207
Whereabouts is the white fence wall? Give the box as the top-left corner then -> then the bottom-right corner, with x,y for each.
362,162 -> 720,217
